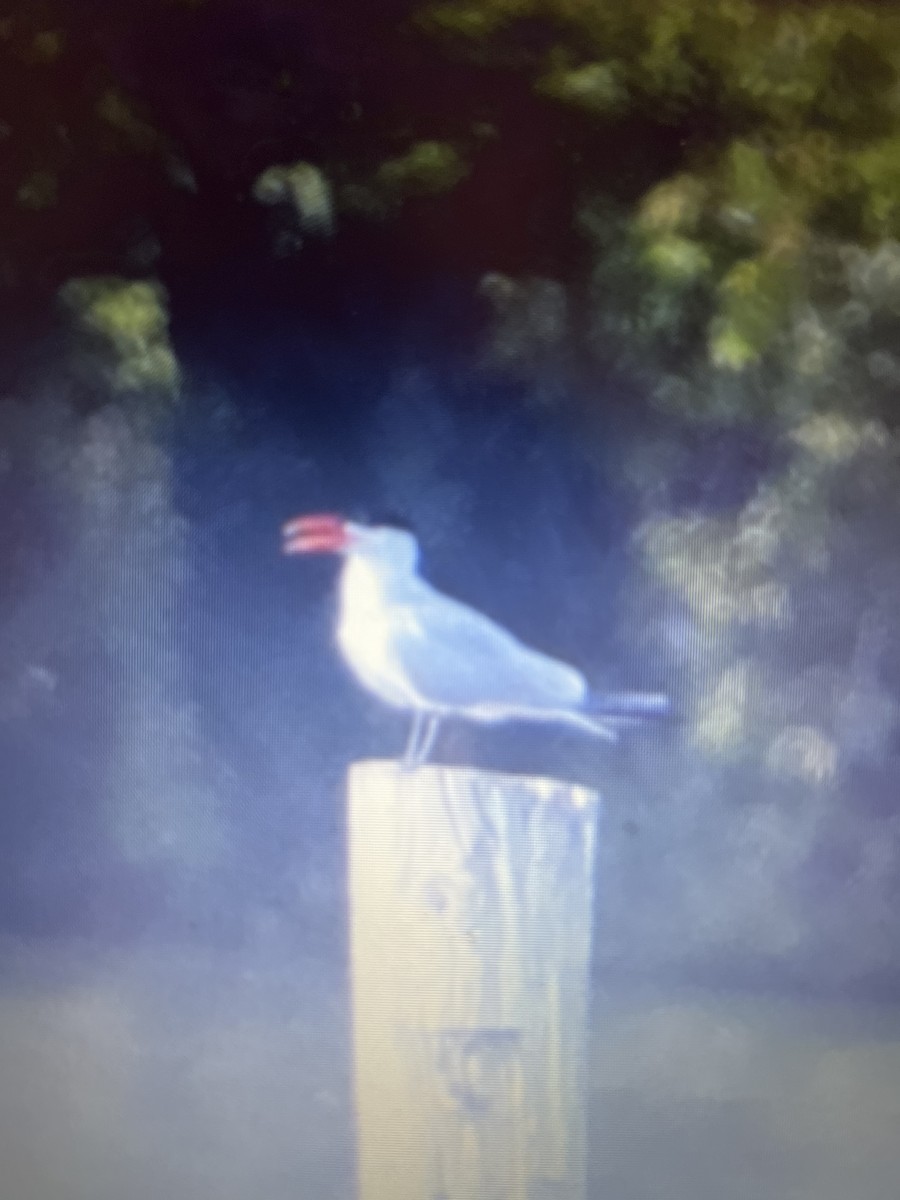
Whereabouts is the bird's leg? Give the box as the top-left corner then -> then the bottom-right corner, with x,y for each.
415,715 -> 441,766
402,711 -> 424,770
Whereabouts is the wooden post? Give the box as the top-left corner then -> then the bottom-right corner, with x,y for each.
347,760 -> 599,1200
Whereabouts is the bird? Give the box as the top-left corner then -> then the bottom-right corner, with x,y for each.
281,512 -> 669,767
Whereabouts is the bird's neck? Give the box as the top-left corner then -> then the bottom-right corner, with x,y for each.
338,554 -> 412,620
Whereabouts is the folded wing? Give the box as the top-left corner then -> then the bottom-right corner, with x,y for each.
387,588 -> 587,720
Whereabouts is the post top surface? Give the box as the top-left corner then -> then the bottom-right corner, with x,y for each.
348,759 -> 600,809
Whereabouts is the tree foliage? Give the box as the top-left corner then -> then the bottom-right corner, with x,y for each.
416,0 -> 900,409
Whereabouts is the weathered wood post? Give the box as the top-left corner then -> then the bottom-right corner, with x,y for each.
347,760 -> 599,1200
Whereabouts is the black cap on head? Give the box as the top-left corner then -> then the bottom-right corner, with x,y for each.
358,510 -> 416,533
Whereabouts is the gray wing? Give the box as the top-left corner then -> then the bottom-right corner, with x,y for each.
387,587 -> 586,715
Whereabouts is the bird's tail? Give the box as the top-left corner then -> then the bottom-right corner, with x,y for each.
549,691 -> 669,742
586,690 -> 670,721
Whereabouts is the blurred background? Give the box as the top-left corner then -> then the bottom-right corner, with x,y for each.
1,1 -> 900,1196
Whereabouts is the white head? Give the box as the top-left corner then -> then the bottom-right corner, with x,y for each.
281,513 -> 420,574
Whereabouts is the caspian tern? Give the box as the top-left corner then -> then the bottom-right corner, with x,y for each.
282,513 -> 668,767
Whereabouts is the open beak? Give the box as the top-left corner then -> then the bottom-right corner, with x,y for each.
281,513 -> 351,554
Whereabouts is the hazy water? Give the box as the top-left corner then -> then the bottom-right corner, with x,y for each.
1,941 -> 898,1200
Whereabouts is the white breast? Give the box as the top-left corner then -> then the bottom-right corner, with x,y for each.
336,557 -> 421,709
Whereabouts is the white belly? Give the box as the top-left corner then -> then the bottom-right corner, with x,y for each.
336,614 -> 417,708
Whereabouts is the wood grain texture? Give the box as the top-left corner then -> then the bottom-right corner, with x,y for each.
347,760 -> 599,1200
